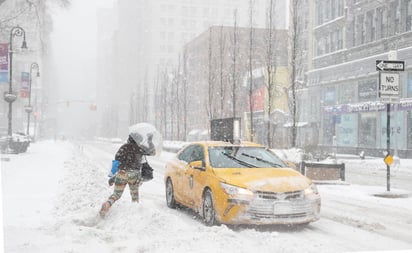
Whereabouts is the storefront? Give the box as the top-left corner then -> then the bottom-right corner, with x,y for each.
323,98 -> 412,153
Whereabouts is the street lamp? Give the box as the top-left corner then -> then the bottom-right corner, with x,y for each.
4,26 -> 27,150
25,62 -> 40,137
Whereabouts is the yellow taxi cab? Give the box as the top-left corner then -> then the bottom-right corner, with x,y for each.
164,141 -> 321,226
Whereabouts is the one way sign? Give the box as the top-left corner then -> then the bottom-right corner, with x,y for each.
376,60 -> 404,71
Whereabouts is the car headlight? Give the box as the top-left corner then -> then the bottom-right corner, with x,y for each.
304,183 -> 319,196
220,182 -> 254,201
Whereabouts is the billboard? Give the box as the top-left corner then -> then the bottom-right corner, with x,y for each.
0,43 -> 8,83
20,72 -> 30,97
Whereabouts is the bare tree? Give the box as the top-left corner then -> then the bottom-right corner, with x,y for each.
263,0 -> 278,147
219,25 -> 226,117
161,68 -> 169,139
248,0 -> 255,141
230,9 -> 238,118
207,28 -> 215,122
154,65 -> 161,131
289,0 -> 301,148
175,56 -> 182,140
182,49 -> 189,141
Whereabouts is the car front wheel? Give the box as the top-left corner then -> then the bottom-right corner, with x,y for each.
165,178 -> 176,209
202,189 -> 217,226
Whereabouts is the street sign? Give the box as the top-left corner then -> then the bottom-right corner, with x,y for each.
379,72 -> 400,102
384,155 -> 394,166
376,60 -> 404,71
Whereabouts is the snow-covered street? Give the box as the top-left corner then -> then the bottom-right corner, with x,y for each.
1,140 -> 412,253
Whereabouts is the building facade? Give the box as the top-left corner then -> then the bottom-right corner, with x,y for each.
300,0 -> 412,157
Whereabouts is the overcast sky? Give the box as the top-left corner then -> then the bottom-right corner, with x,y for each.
48,0 -> 115,137
50,0 -> 115,101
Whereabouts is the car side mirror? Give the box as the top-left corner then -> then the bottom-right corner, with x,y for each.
190,160 -> 206,171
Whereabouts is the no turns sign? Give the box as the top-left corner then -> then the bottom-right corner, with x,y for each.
379,72 -> 400,103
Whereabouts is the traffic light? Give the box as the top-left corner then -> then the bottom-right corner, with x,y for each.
89,103 -> 97,111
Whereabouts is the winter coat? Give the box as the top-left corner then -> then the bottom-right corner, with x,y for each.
115,137 -> 155,171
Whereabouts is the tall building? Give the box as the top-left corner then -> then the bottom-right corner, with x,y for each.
99,0 -> 288,138
300,0 -> 412,157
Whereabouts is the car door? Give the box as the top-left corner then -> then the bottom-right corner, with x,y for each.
183,144 -> 207,209
173,145 -> 196,205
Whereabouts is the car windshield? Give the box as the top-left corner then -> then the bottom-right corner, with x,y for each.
208,146 -> 286,168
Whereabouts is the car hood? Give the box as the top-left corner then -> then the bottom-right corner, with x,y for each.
212,167 -> 311,192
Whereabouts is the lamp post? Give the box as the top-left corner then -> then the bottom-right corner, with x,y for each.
4,26 -> 27,150
25,62 -> 40,137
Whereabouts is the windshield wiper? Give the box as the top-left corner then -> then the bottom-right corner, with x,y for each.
222,152 -> 257,168
240,153 -> 283,168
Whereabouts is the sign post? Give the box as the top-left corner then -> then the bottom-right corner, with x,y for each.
376,59 -> 404,192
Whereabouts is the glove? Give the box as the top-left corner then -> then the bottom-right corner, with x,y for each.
108,176 -> 115,186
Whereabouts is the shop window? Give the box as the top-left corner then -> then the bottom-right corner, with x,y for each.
323,114 -> 335,145
380,111 -> 404,149
359,113 -> 377,148
337,114 -> 357,147
408,111 -> 412,148
407,72 -> 412,97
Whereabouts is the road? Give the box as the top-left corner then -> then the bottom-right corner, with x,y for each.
77,141 -> 412,252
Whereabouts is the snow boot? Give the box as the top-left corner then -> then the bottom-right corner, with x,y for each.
99,201 -> 111,218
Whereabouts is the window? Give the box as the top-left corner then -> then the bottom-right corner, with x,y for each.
325,0 -> 331,22
358,79 -> 377,101
323,114 -> 335,145
316,1 -> 323,25
323,86 -> 336,106
331,0 -> 336,20
408,111 -> 412,148
330,32 -> 337,52
208,147 -> 286,168
310,95 -> 318,116
407,72 -> 412,97
339,83 -> 356,103
337,114 -> 357,146
356,14 -> 365,45
358,113 -> 377,147
366,10 -> 375,42
178,145 -> 204,163
380,7 -> 388,38
337,0 -> 344,17
388,1 -> 400,36
337,29 -> 343,49
380,111 -> 404,149
325,34 -> 330,53
406,0 -> 412,31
